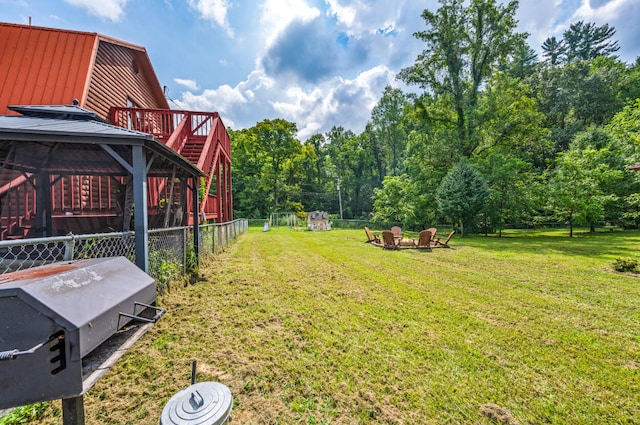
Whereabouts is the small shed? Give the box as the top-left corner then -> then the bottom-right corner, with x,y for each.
307,211 -> 331,231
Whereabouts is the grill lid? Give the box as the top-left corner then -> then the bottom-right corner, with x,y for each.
160,382 -> 232,425
0,256 -> 156,358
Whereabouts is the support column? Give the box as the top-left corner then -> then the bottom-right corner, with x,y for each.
216,160 -> 222,222
227,160 -> 233,221
62,396 -> 85,425
132,146 -> 149,273
192,176 -> 200,264
35,173 -> 52,237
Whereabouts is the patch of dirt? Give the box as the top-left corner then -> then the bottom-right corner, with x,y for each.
480,403 -> 520,425
351,390 -> 405,424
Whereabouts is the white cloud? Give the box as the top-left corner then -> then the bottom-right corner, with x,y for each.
260,0 -> 321,48
324,0 -> 408,39
574,0 -> 637,21
514,0 -> 563,51
174,78 -> 199,91
270,65 -> 395,139
534,0 -> 640,63
172,71 -> 272,128
64,0 -> 128,21
187,0 -> 234,37
175,62 -> 395,140
325,0 -> 357,28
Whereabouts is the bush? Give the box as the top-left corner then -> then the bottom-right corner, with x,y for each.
613,257 -> 639,273
0,403 -> 48,424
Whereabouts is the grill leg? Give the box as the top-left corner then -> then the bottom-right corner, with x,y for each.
62,396 -> 85,425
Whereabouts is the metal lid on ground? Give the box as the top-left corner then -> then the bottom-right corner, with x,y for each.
160,382 -> 233,425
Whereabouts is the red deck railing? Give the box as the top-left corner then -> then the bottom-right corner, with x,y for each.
110,107 -> 233,223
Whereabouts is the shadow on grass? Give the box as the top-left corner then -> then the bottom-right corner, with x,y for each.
455,229 -> 640,259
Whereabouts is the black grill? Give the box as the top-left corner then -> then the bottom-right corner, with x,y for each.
0,256 -> 163,409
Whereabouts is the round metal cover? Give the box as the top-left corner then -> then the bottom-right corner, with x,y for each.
160,382 -> 232,425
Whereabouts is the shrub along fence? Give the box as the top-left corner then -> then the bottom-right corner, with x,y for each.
0,219 -> 248,283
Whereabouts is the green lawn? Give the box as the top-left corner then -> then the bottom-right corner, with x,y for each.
35,228 -> 640,424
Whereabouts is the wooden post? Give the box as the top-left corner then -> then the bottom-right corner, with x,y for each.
132,145 -> 149,273
62,396 -> 85,425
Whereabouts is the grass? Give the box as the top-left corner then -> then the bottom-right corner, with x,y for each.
29,227 -> 640,424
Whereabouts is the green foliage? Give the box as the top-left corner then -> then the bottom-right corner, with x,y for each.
198,177 -> 206,202
370,85 -> 408,176
436,161 -> 489,235
562,21 -> 620,62
541,36 -> 566,65
371,174 -> 414,226
622,193 -> 640,226
399,0 -> 526,157
185,243 -> 199,276
254,118 -> 301,211
547,150 -> 602,237
612,257 -> 638,273
149,249 -> 181,294
476,72 -> 551,168
607,98 -> 640,157
0,403 -> 48,424
474,151 -> 535,235
543,21 -> 619,65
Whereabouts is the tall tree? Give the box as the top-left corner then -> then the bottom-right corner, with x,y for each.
607,98 -> 640,160
547,148 -> 608,236
563,21 -> 619,62
253,119 -> 301,211
606,99 -> 640,227
571,127 -> 634,228
476,72 -> 551,168
372,174 -> 414,226
541,36 -> 566,65
474,151 -> 535,235
399,0 -> 526,157
436,161 -> 489,236
505,42 -> 539,79
370,85 -> 408,176
532,54 -> 629,152
572,56 -> 627,126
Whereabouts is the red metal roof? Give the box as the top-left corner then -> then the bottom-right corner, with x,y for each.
0,23 -> 98,115
628,163 -> 640,171
0,22 -> 169,115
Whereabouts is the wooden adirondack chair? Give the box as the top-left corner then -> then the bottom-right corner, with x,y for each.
364,227 -> 381,245
413,229 -> 434,250
382,230 -> 400,249
433,230 -> 455,248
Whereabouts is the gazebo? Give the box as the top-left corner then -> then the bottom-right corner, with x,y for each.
0,105 -> 204,272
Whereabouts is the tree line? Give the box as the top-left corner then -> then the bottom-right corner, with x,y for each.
229,0 -> 640,236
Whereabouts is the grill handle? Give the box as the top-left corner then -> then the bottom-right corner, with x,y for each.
119,302 -> 166,324
0,333 -> 63,361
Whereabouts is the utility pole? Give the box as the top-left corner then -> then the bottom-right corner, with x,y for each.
337,177 -> 343,219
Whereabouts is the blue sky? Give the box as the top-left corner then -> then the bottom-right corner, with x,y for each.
2,0 -> 639,140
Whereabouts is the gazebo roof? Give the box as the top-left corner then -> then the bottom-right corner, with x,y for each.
8,104 -> 108,123
0,111 -> 204,178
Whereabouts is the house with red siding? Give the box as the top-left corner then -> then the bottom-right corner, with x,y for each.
0,22 -> 232,239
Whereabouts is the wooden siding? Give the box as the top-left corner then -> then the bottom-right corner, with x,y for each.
0,23 -> 96,115
85,41 -> 166,119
